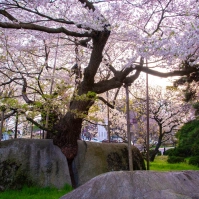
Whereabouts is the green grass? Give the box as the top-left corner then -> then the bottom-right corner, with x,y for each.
0,184 -> 73,199
149,155 -> 199,171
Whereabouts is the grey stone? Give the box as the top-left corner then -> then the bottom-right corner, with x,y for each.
0,139 -> 71,190
0,139 -> 145,191
60,170 -> 199,199
73,140 -> 145,187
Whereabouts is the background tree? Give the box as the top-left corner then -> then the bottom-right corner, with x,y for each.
132,86 -> 191,161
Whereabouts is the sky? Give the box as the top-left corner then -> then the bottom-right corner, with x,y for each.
146,65 -> 180,89
148,75 -> 174,88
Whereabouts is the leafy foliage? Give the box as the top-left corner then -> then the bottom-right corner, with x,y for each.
189,156 -> 199,167
193,102 -> 199,115
167,156 -> 185,164
164,148 -> 176,156
168,119 -> 199,158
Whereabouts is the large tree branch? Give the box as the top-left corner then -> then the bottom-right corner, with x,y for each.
93,67 -> 140,94
2,7 -> 74,25
93,58 -> 198,95
136,65 -> 199,77
121,57 -> 144,84
0,22 -> 93,37
93,58 -> 144,93
0,8 -> 90,31
82,31 -> 110,89
93,77 -> 123,94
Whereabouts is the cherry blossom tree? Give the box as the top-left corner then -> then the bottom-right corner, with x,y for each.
149,88 -> 192,161
0,1 -> 199,174
132,85 -> 192,161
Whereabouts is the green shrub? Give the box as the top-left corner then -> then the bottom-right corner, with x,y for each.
189,156 -> 199,167
164,148 -> 176,156
165,147 -> 191,158
191,142 -> 199,156
167,156 -> 185,164
175,146 -> 192,157
177,120 -> 199,150
173,119 -> 199,159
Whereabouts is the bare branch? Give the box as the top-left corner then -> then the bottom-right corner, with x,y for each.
97,96 -> 114,109
0,9 -> 18,22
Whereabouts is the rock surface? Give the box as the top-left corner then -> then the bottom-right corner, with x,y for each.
0,139 -> 71,190
73,141 -> 146,187
60,170 -> 199,199
0,139 -> 145,190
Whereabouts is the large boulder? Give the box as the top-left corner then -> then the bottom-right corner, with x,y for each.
0,139 -> 145,191
60,170 -> 199,199
73,140 -> 146,187
0,139 -> 71,191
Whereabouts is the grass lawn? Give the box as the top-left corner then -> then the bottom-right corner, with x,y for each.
0,184 -> 73,199
149,155 -> 199,171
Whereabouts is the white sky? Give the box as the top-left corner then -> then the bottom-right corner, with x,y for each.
146,65 -> 180,88
148,75 -> 174,88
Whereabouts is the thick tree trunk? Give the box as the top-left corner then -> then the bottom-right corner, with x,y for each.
52,31 -> 110,158
52,100 -> 93,188
52,110 -> 83,157
51,31 -> 110,187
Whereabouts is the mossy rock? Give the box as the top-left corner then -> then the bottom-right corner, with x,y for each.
73,141 -> 146,187
0,159 -> 34,191
0,139 -> 71,191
